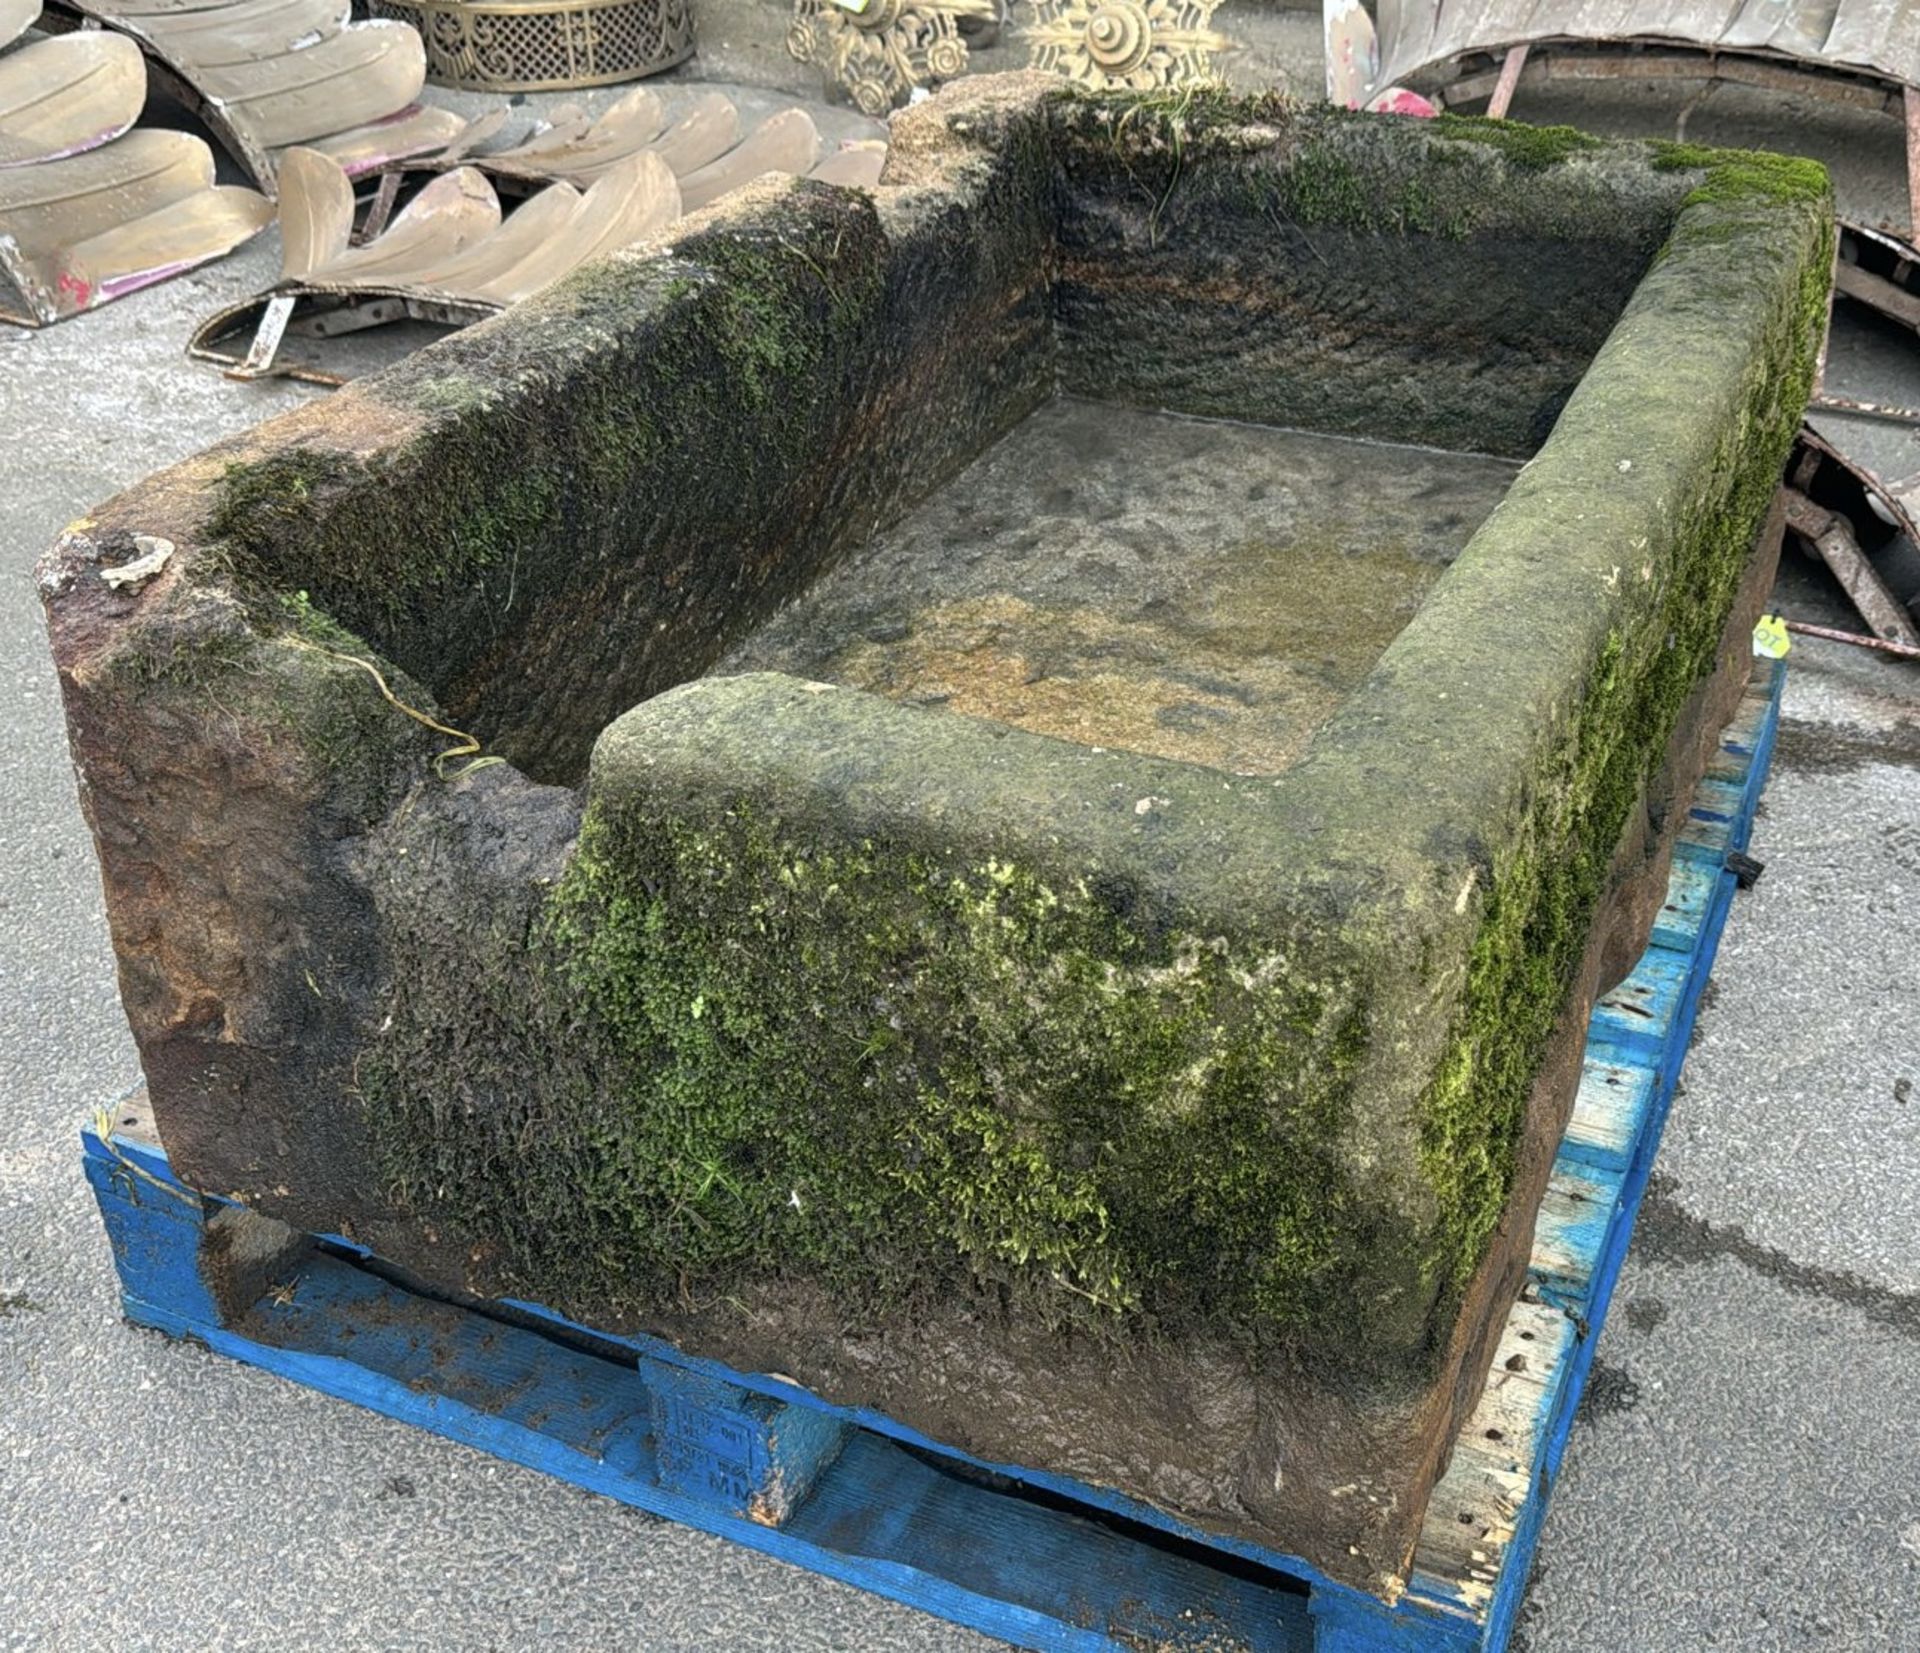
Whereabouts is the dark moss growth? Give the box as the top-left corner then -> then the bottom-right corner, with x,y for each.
205,448 -> 357,559
187,179 -> 1026,788
1430,113 -> 1602,171
207,436 -> 556,635
1049,96 -> 1684,455
103,613 -> 255,690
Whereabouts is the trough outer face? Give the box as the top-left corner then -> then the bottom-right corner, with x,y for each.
38,79 -> 1833,1593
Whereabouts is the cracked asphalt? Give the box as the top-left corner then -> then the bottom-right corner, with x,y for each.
4,64 -> 1920,1653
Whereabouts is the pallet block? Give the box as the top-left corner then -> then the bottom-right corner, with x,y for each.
82,659 -> 1786,1653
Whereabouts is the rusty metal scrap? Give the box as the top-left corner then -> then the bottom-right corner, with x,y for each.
1813,391 -> 1920,426
190,99 -> 874,382
1838,222 -> 1920,332
1784,617 -> 1920,658
35,1 -> 459,195
0,30 -> 271,326
1784,487 -> 1920,650
1786,433 -> 1920,656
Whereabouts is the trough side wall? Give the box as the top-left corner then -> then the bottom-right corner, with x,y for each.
37,80 -> 1062,1249
1050,95 -> 1692,457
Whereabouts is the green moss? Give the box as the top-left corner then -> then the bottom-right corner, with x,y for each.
104,619 -> 254,690
186,186 -> 898,788
239,86 -> 1830,1366
1648,140 -> 1830,207
362,803 -> 1379,1344
205,442 -> 549,632
205,450 -> 356,564
1430,113 -> 1602,170
1057,94 -> 1659,245
1414,193 -> 1833,1300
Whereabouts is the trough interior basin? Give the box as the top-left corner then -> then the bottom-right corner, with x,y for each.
723,398 -> 1517,777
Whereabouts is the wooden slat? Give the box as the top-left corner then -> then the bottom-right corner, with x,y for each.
1690,773 -> 1750,822
1402,658 -> 1783,1636
1564,1058 -> 1659,1172
1410,1298 -> 1573,1611
1532,1160 -> 1625,1309
1590,951 -> 1690,1055
1485,44 -> 1530,117
1907,86 -> 1920,241
1650,856 -> 1722,952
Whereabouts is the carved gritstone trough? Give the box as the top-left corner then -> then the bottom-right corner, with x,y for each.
43,78 -> 1829,1595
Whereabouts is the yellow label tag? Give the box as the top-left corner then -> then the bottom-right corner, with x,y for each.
1752,614 -> 1791,659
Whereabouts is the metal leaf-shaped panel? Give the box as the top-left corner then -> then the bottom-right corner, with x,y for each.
0,33 -> 146,167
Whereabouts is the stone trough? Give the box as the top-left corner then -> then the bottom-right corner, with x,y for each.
41,76 -> 1829,1598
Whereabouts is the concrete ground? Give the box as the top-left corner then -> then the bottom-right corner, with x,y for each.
4,29 -> 1920,1653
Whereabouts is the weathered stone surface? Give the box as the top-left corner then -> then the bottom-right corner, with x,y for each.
40,77 -> 1831,1593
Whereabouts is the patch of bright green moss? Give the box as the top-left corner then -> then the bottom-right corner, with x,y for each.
1430,113 -> 1602,170
1414,194 -> 1833,1300
1428,114 -> 1605,170
362,804 -> 1380,1345
1648,141 -> 1831,207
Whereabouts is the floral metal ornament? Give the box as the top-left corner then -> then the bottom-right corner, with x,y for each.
787,0 -> 995,117
1023,0 -> 1230,89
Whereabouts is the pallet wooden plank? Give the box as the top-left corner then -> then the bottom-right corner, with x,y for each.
1531,1160 -> 1626,1312
1563,1058 -> 1659,1173
1589,951 -> 1691,1058
1688,773 -> 1751,824
1649,856 -> 1722,953
1414,1300 -> 1572,1596
1393,655 -> 1783,1647
1675,810 -> 1736,864
84,1132 -> 1317,1653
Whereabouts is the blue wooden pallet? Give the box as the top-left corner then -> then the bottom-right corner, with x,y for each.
81,658 -> 1785,1653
